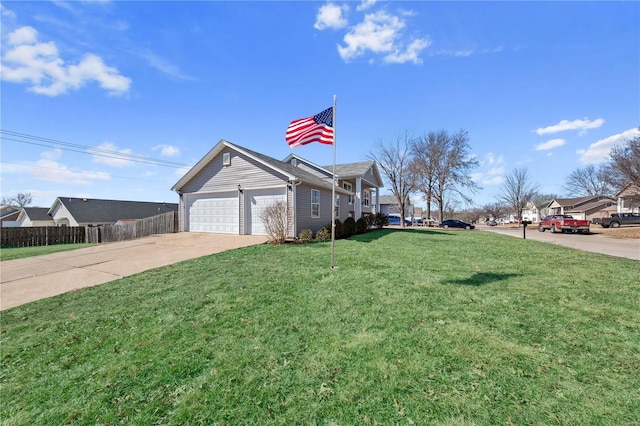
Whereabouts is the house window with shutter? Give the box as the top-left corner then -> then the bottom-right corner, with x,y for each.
363,190 -> 370,207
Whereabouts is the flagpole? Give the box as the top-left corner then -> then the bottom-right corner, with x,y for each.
331,94 -> 337,269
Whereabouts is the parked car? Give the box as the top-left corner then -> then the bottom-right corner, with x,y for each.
387,215 -> 412,226
591,212 -> 640,228
440,219 -> 475,230
487,219 -> 497,226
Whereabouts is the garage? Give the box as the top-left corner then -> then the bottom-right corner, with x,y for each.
244,188 -> 287,235
187,192 -> 238,233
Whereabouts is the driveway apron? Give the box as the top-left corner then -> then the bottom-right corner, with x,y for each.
1,233 -> 267,311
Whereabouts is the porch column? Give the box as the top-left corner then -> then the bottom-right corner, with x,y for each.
375,188 -> 380,214
355,177 -> 362,219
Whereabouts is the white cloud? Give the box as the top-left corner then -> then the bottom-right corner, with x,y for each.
356,0 -> 376,12
384,38 -> 431,64
337,10 -> 429,64
133,49 -> 195,81
483,153 -> 504,166
1,4 -> 16,19
153,144 -> 181,157
315,3 -> 348,30
483,176 -> 505,185
487,166 -> 505,176
535,138 -> 566,151
535,118 -> 604,135
577,128 -> 640,164
1,25 -> 131,96
91,142 -> 134,167
175,166 -> 192,178
2,155 -> 111,185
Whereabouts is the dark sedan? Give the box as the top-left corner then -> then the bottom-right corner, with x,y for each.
440,219 -> 475,230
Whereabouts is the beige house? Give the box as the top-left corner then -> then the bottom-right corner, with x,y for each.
17,207 -> 55,227
615,183 -> 640,214
546,195 -> 617,221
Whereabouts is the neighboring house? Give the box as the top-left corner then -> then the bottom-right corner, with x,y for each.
378,195 -> 414,219
0,205 -> 21,228
17,207 -> 55,227
546,195 -> 617,221
171,140 -> 383,237
48,197 -> 178,227
521,201 -> 553,223
615,183 -> 640,214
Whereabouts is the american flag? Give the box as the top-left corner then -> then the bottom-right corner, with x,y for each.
285,107 -> 334,148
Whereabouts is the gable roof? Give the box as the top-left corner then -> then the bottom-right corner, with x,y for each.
563,197 -> 616,213
48,197 -> 178,224
172,140 -> 350,195
1,205 -> 21,219
549,195 -> 609,209
283,154 -> 384,187
20,207 -> 53,221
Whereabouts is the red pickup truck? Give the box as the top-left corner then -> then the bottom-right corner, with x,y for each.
538,214 -> 590,234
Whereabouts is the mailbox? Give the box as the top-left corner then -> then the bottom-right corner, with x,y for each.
521,220 -> 532,227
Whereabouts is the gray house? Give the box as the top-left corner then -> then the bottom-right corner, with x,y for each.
378,194 -> 414,219
48,197 -> 178,227
171,140 -> 383,237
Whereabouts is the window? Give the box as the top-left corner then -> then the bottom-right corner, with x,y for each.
291,158 -> 298,166
363,190 -> 370,207
335,195 -> 340,218
343,182 -> 353,204
223,152 -> 230,166
311,189 -> 320,218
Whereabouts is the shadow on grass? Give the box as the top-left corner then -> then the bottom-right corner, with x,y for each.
442,272 -> 522,286
350,227 -> 450,243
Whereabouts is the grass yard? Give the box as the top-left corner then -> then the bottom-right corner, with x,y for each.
1,229 -> 638,425
0,243 -> 92,261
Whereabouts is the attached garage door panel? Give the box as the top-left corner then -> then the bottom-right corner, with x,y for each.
188,193 -> 238,233
246,188 -> 286,235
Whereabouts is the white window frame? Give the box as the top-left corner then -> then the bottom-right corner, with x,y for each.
343,182 -> 353,205
291,158 -> 298,166
223,152 -> 230,166
335,195 -> 340,218
311,189 -> 320,218
363,190 -> 370,207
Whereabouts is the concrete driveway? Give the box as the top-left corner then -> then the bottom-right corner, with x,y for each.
1,232 -> 267,311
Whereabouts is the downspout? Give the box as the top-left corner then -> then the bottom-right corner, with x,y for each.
290,179 -> 301,238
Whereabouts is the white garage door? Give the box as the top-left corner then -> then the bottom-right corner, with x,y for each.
187,192 -> 238,233
245,188 -> 287,235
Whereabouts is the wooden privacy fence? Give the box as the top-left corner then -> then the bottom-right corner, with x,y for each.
87,211 -> 176,244
1,226 -> 85,248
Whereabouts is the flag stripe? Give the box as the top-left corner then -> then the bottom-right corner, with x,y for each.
286,107 -> 334,148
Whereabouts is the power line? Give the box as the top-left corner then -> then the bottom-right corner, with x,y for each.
0,129 -> 191,168
1,160 -> 173,184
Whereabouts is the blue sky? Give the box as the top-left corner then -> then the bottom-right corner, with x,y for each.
1,1 -> 638,209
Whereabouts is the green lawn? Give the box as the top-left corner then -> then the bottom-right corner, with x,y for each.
0,243 -> 91,261
1,229 -> 638,425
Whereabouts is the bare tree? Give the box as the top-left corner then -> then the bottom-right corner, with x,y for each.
410,130 -> 447,225
482,202 -> 507,221
369,133 -> 415,227
605,129 -> 640,191
498,168 -> 539,223
258,200 -> 288,244
431,129 -> 480,221
1,192 -> 33,207
563,164 -> 612,196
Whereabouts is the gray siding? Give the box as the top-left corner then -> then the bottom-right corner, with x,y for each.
182,147 -> 289,194
295,183 -> 334,235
